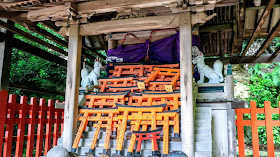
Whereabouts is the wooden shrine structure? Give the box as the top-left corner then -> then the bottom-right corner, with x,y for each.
0,0 -> 280,157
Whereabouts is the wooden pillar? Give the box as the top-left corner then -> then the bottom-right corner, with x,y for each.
179,12 -> 194,157
0,19 -> 13,91
63,24 -> 82,151
226,64 -> 236,157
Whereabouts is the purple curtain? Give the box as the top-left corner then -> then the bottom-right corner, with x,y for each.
107,32 -> 201,64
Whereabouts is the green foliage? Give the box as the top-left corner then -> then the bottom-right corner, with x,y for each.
9,48 -> 66,101
9,23 -> 67,101
245,63 -> 280,146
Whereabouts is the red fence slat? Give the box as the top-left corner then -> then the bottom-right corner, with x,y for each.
15,96 -> 28,157
4,94 -> 17,157
36,98 -> 46,157
236,107 -> 245,157
44,99 -> 54,155
0,90 -> 8,157
26,97 -> 37,157
250,101 -> 260,157
264,101 -> 275,157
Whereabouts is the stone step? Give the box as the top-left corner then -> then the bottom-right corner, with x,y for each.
194,107 -> 212,155
195,134 -> 211,142
195,151 -> 212,157
195,113 -> 211,120
195,142 -> 212,152
195,120 -> 211,128
195,127 -> 211,135
195,107 -> 211,113
57,138 -> 181,150
77,146 -> 182,157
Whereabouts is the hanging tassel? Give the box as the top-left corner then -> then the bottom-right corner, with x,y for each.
145,55 -> 150,61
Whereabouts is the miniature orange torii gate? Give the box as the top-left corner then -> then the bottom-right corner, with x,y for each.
109,64 -> 179,77
133,128 -> 162,157
99,77 -> 136,92
82,108 -> 120,157
129,92 -> 181,138
108,86 -> 139,93
113,103 -> 167,157
137,68 -> 180,92
71,107 -> 119,156
128,109 -> 180,157
84,93 -> 127,108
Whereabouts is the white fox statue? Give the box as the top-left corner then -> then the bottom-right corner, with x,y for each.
81,58 -> 102,88
192,46 -> 224,84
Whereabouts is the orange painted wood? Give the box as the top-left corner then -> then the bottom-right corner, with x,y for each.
4,94 -> 17,157
110,64 -> 179,77
0,90 -> 8,157
44,100 -> 54,155
36,98 -> 46,157
250,101 -> 260,157
236,108 -> 245,157
26,97 -> 37,157
15,96 -> 28,157
236,101 -> 279,157
264,101 -> 275,157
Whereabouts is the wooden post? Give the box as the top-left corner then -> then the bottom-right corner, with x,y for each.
0,19 -> 13,91
63,24 -> 82,151
226,64 -> 234,101
179,12 -> 194,157
226,64 -> 236,157
108,39 -> 116,50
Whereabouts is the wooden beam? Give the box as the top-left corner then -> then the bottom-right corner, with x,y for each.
205,54 -> 280,64
34,24 -> 106,61
33,26 -> 68,47
0,19 -> 13,91
243,32 -> 280,39
255,19 -> 280,57
12,38 -> 67,67
241,0 -> 276,57
9,83 -> 65,96
26,0 -> 180,22
0,20 -> 68,56
27,5 -> 67,22
80,14 -> 180,36
106,29 -> 177,40
273,46 -> 280,56
78,0 -> 180,15
246,4 -> 280,11
63,24 -> 82,152
199,24 -> 232,33
179,12 -> 194,157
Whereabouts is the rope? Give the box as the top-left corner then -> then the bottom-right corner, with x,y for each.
121,33 -> 145,45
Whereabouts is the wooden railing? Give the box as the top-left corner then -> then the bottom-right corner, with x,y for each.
236,101 -> 278,157
0,90 -> 64,157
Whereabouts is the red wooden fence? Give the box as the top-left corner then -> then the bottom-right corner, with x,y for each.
0,90 -> 64,157
236,101 -> 278,157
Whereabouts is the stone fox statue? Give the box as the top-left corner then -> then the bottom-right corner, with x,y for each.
81,58 -> 102,87
192,46 -> 224,84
